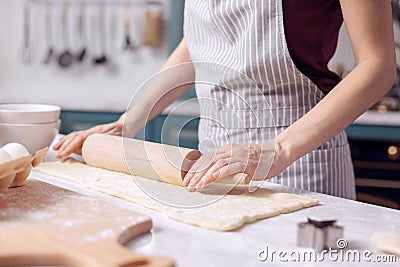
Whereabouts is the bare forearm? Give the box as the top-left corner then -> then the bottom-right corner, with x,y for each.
274,0 -> 395,168
276,60 -> 395,164
120,39 -> 195,136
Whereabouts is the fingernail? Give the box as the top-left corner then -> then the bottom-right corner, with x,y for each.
183,177 -> 189,185
195,182 -> 203,190
188,183 -> 197,192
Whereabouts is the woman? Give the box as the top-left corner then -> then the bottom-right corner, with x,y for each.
54,0 -> 395,199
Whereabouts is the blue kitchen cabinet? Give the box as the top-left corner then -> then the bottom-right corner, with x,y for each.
152,115 -> 199,149
60,111 -> 200,149
60,110 -> 400,151
60,111 -> 144,140
60,111 -> 121,133
345,125 -> 400,142
345,124 -> 400,209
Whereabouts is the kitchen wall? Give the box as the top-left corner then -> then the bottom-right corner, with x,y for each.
0,0 -> 173,112
2,1 -> 400,113
330,20 -> 400,76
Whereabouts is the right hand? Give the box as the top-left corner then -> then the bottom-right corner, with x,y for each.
53,121 -> 123,158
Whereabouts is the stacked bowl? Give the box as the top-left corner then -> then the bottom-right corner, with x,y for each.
0,104 -> 61,153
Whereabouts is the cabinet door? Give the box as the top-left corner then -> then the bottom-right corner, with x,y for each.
345,125 -> 400,209
60,111 -> 199,149
145,115 -> 199,149
60,111 -> 122,134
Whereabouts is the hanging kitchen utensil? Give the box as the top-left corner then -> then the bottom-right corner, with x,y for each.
43,2 -> 53,64
122,5 -> 135,51
105,9 -> 120,74
76,4 -> 87,62
93,4 -> 108,65
109,9 -> 117,55
22,1 -> 31,64
90,13 -> 97,62
58,3 -> 73,68
392,0 -> 400,22
143,1 -> 162,47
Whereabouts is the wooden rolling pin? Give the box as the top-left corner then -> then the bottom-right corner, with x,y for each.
82,134 -> 249,186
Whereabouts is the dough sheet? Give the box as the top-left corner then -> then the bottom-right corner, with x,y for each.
36,158 -> 319,231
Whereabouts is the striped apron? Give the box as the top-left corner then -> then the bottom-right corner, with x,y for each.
183,0 -> 356,199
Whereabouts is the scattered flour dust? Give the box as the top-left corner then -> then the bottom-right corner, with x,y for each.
0,179 -> 149,244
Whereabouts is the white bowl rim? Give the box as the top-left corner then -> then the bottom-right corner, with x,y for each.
0,104 -> 61,113
0,119 -> 61,126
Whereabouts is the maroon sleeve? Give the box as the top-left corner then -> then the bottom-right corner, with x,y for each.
282,0 -> 343,94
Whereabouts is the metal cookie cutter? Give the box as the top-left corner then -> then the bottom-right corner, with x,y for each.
297,218 -> 344,251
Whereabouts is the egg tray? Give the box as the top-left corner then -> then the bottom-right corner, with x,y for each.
0,147 -> 48,193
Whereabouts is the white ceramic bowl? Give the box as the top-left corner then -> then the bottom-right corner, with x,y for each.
0,120 -> 60,153
0,104 -> 61,124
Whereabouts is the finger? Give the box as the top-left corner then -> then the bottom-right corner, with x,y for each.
56,140 -> 81,158
213,162 -> 247,180
63,138 -> 84,156
54,131 -> 78,150
186,166 -> 211,191
211,156 -> 247,175
62,136 -> 85,155
184,150 -> 230,187
58,135 -> 67,142
186,158 -> 217,191
183,153 -> 216,185
55,137 -> 75,158
53,140 -> 63,150
194,158 -> 231,189
184,165 -> 206,186
56,136 -> 83,158
183,159 -> 204,185
197,156 -> 245,189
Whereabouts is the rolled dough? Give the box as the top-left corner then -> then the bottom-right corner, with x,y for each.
35,158 -> 319,231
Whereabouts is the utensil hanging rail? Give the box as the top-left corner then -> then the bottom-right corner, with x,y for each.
28,0 -> 163,7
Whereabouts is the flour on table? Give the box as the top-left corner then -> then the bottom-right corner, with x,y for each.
35,158 -> 319,231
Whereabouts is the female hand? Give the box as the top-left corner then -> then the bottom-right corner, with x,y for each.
183,141 -> 286,192
53,121 -> 123,158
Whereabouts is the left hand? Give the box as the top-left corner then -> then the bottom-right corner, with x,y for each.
183,141 -> 279,191
53,122 -> 124,158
